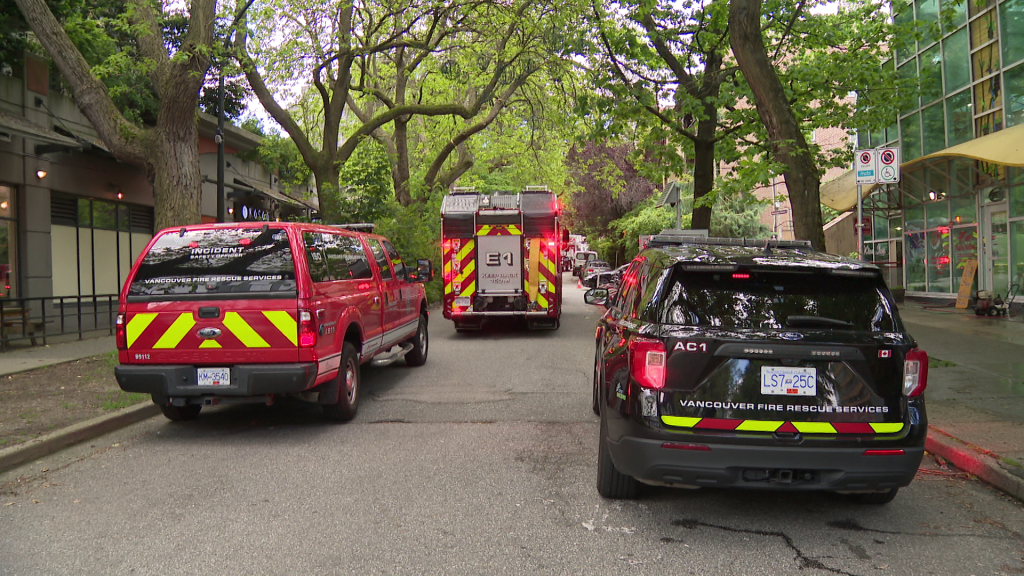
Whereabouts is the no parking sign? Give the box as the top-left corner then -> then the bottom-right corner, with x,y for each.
877,147 -> 901,183
855,149 -> 877,184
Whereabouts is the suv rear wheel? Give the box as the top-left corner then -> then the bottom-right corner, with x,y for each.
597,420 -> 639,499
323,343 -> 360,421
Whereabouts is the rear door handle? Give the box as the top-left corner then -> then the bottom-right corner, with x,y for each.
316,309 -> 326,319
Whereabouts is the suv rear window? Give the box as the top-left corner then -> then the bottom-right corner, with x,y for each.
128,227 -> 297,296
656,267 -> 895,332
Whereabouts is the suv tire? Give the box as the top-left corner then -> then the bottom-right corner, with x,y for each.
323,343 -> 360,422
592,349 -> 602,416
848,488 -> 899,505
160,404 -> 201,421
597,420 -> 639,499
405,313 -> 429,367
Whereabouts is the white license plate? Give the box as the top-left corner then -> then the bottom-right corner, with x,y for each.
197,367 -> 230,387
454,297 -> 471,308
761,366 -> 816,396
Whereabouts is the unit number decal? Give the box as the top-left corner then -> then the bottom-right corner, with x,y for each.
485,252 -> 514,266
673,342 -> 708,353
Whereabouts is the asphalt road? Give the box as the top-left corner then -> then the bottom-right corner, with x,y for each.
1,276 -> 1023,575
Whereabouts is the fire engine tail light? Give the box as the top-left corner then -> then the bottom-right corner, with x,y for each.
115,313 -> 126,350
629,337 -> 666,389
298,309 -> 317,347
903,348 -> 928,396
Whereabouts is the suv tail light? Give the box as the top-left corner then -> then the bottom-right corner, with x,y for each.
298,309 -> 317,347
629,337 -> 666,389
903,348 -> 928,396
115,313 -> 126,350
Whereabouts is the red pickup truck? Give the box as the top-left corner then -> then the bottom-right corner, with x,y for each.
114,222 -> 433,422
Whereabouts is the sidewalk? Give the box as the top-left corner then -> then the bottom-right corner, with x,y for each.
898,299 -> 1024,500
0,306 -> 1022,501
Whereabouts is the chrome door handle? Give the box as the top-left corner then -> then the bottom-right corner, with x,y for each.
373,296 -> 380,304
316,309 -> 326,319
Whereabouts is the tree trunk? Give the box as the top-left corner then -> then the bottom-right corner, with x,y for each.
313,164 -> 343,223
691,123 -> 716,231
393,118 -> 412,206
148,119 -> 203,230
729,0 -> 826,250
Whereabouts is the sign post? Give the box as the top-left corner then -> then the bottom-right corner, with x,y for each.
854,150 -> 878,260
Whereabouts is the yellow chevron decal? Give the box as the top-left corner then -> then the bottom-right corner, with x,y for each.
791,422 -> 838,434
223,312 -> 270,348
263,310 -> 298,346
459,281 -> 476,297
869,423 -> 905,434
126,312 -> 158,349
199,340 -> 222,349
661,416 -> 702,428
153,313 -> 196,349
456,259 -> 475,283
735,420 -> 785,432
457,241 -> 474,261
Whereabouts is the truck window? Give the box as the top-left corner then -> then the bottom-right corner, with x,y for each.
381,240 -> 406,280
367,239 -> 393,281
129,227 -> 296,296
324,234 -> 373,280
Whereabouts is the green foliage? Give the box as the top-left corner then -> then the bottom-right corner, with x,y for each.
237,118 -> 312,192
374,199 -> 444,304
337,140 -> 395,224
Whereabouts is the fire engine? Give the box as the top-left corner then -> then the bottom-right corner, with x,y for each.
440,186 -> 568,331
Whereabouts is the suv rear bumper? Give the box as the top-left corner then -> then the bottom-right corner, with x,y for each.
115,363 -> 318,399
608,434 -> 924,491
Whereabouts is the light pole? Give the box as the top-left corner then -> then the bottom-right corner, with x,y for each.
216,0 -> 256,223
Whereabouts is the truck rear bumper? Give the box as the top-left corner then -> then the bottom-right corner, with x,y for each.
609,434 -> 924,491
115,363 -> 318,400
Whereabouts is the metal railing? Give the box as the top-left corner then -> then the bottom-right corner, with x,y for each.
0,294 -> 118,350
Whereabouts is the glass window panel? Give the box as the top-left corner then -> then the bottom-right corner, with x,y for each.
943,28 -> 970,92
874,214 -> 890,239
920,46 -> 943,104
971,40 -> 1000,85
969,0 -> 994,19
890,216 -> 904,237
1011,185 -> 1024,217
952,193 -> 978,224
93,201 -> 117,230
0,217 -> 16,298
942,0 -> 967,29
857,131 -> 871,149
917,0 -> 940,42
77,199 -> 90,227
926,198 -> 950,227
886,121 -> 899,143
927,228 -> 952,291
905,173 -> 927,205
898,62 -> 920,110
970,9 -> 999,48
0,185 -> 11,220
952,225 -> 979,282
901,112 -> 922,160
922,102 -> 946,153
1012,220 -> 1024,287
895,10 -> 917,65
1001,0 -> 1024,67
906,231 -> 927,290
905,204 -> 926,231
976,109 -> 1003,136
1005,62 -> 1024,127
945,89 -> 973,145
117,205 -> 129,230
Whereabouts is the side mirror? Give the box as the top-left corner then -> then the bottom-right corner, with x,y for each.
414,259 -> 434,283
584,287 -> 609,306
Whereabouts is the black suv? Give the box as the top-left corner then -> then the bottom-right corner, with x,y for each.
585,233 -> 928,504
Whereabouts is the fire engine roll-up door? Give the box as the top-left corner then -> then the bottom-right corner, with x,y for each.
521,192 -> 556,237
441,194 -> 477,238
477,234 -> 522,293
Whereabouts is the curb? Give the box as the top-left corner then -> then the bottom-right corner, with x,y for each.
926,425 -> 1024,502
0,402 -> 159,474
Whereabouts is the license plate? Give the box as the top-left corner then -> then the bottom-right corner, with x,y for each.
761,366 -> 816,396
454,297 -> 471,308
197,367 -> 230,387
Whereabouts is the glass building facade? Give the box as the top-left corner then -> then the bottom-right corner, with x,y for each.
857,0 -> 1024,298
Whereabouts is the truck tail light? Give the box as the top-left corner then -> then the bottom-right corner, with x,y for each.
629,337 -> 666,389
903,348 -> 928,396
115,313 -> 126,350
298,309 -> 317,347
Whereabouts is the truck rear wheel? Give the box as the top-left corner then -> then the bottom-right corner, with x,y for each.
323,343 -> 360,422
405,313 -> 428,367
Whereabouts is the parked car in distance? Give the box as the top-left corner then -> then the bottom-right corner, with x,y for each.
581,264 -> 627,289
582,260 -> 611,279
114,222 -> 433,422
586,232 -> 927,505
573,250 -> 598,277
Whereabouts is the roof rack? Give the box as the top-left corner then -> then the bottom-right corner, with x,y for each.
451,187 -> 477,194
523,185 -> 550,192
648,229 -> 811,249
330,223 -> 376,233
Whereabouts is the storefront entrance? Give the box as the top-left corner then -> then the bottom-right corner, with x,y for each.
980,203 -> 1010,296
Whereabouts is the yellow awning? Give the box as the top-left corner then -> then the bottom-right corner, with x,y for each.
820,122 -> 1024,212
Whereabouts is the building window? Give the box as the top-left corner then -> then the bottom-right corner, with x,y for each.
944,28 -> 971,92
946,89 -> 974,145
0,185 -> 17,299
901,111 -> 922,160
1004,62 -> 1024,127
1001,0 -> 1024,67
921,45 -> 944,104
944,0 -> 967,29
922,102 -> 947,153
50,192 -> 154,297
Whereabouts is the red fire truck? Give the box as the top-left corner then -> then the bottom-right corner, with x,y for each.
440,186 -> 568,331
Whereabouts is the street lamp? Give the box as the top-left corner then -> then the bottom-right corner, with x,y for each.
217,0 -> 256,223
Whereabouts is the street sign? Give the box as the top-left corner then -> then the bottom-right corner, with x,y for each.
855,149 -> 877,184
770,209 -> 788,215
877,146 -> 901,183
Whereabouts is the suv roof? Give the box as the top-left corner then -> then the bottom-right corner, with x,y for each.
643,233 -> 879,274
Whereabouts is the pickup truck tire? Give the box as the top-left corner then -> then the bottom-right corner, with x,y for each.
323,343 -> 360,422
160,404 -> 201,421
405,313 -> 429,367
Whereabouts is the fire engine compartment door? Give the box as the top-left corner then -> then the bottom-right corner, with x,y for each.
477,235 -> 522,294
